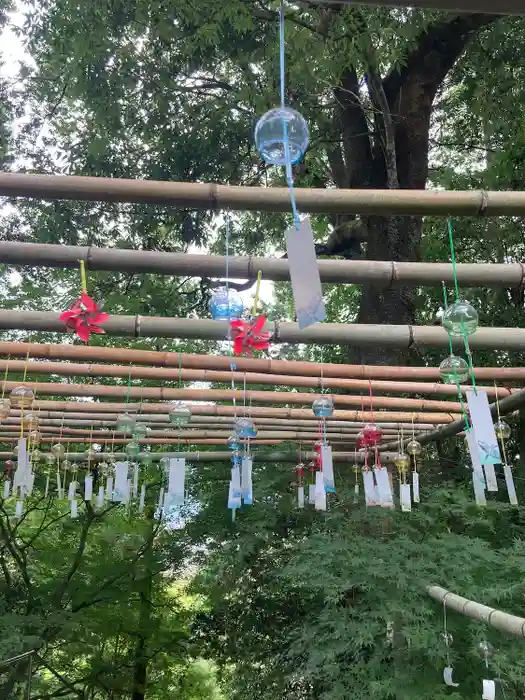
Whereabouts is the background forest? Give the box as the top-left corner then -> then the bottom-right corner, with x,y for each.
1,1 -> 525,699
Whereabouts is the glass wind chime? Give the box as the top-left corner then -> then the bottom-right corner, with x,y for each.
227,416 -> 255,519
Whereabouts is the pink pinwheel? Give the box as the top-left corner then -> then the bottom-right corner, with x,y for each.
230,315 -> 271,356
59,293 -> 110,343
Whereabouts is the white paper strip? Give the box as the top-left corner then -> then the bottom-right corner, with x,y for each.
167,458 -> 185,507
504,465 -> 518,505
400,483 -> 412,512
467,391 -> 501,465
412,471 -> 420,503
113,462 -> 129,502
124,479 -> 131,504
241,457 -> 253,505
320,444 -> 335,492
105,476 -> 114,500
231,465 -> 241,500
70,499 -> 78,519
132,464 -> 139,497
14,438 -> 28,488
374,467 -> 393,507
285,217 -> 326,329
84,475 -> 93,501
96,485 -> 104,506
44,474 -> 50,497
314,471 -> 327,511
472,469 -> 487,506
443,667 -> 459,687
68,480 -> 77,500
483,463 -> 498,492
56,469 -> 63,499
308,483 -> 316,504
138,483 -> 146,513
298,485 -> 305,508
482,680 -> 495,700
3,480 -> 10,499
157,486 -> 164,514
25,471 -> 34,496
363,470 -> 378,506
15,500 -> 23,518
227,480 -> 241,510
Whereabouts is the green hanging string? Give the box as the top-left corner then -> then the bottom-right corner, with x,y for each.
446,219 -> 478,395
125,365 -> 132,405
442,282 -> 471,431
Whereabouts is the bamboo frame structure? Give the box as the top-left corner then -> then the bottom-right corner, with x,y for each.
427,586 -> 525,638
2,173 -> 525,215
315,0 -> 521,12
13,400 -> 461,423
1,341 -> 523,381
4,311 -> 525,350
0,379 -> 461,412
0,359 -> 513,398
2,240 -> 524,289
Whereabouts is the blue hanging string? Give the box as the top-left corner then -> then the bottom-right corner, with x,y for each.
279,0 -> 300,230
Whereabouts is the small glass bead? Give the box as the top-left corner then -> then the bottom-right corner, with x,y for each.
362,424 -> 383,446
227,435 -> 241,451
23,412 -> 39,429
442,299 -> 479,337
234,417 -> 257,439
312,396 -> 334,418
494,420 -> 511,440
132,423 -> 149,439
51,443 -> 66,459
116,412 -> 136,434
440,631 -> 453,646
28,430 -> 42,445
125,441 -> 140,458
394,452 -> 410,471
169,402 -> 192,426
0,398 -> 10,419
9,386 -> 35,408
209,286 -> 243,321
406,439 -> 422,456
254,106 -> 309,165
478,640 -> 494,658
439,354 -> 469,384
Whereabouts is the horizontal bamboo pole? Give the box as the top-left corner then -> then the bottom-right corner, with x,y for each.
1,173 -> 525,215
4,311 -> 525,351
24,400 -> 460,424
3,413 -> 435,431
0,380 -> 461,412
0,449 -> 398,463
427,586 -> 525,638
0,359 -> 509,398
1,241 -> 524,289
1,341 -> 522,381
0,436 -> 319,446
316,0 -> 519,12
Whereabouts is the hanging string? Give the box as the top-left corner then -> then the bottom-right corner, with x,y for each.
442,282 -> 471,430
494,381 -> 508,466
251,270 -> 262,318
125,365 -> 132,406
442,599 -> 451,668
225,213 -> 237,421
279,0 -> 300,229
368,380 -> 375,424
79,259 -> 88,294
1,356 -> 10,401
446,221 -> 478,394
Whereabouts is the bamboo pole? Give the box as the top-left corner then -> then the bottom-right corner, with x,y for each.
3,311 -> 525,350
19,400 -> 461,423
0,359 -> 511,398
0,449 -> 398,463
314,0 -> 519,12
427,586 -> 525,638
0,380 -> 461,412
1,341 -> 522,381
2,173 -> 525,215
1,240 -> 524,289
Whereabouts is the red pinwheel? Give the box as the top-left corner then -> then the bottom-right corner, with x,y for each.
230,315 -> 271,356
59,293 -> 110,343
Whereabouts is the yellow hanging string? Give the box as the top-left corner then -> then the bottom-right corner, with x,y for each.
251,270 -> 262,317
1,356 -> 10,400
79,259 -> 88,294
494,381 -> 508,466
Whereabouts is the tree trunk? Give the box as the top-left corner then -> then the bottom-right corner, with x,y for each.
325,12 -> 500,364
